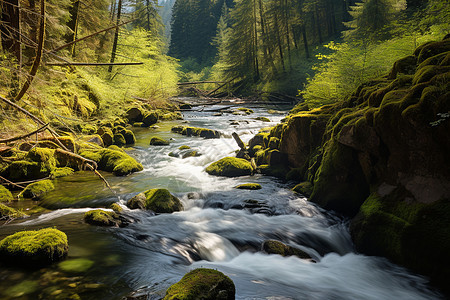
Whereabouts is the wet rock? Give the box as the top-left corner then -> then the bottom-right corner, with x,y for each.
172,126 -> 221,139
169,149 -> 201,159
292,182 -> 313,197
231,199 -> 273,215
80,148 -> 143,176
254,117 -> 271,122
150,136 -> 170,146
179,104 -> 192,110
163,268 -> 235,300
127,189 -> 183,213
113,133 -> 126,146
58,258 -> 94,274
84,209 -> 125,227
235,183 -> 262,190
206,157 -> 253,177
142,112 -> 159,127
0,228 -> 68,266
262,240 -> 313,260
126,107 -> 144,123
0,203 -> 28,219
123,130 -> 136,145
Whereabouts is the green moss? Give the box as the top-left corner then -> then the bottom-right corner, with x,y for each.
143,188 -> 183,213
268,137 -> 280,150
180,126 -> 221,139
100,131 -> 114,147
254,117 -> 270,122
58,258 -> 94,273
113,133 -> 126,146
262,240 -> 312,259
99,149 -> 143,176
81,124 -> 97,135
142,112 -> 159,127
0,203 -> 27,219
133,122 -> 144,127
123,130 -> 136,145
164,268 -> 235,300
0,228 -> 68,266
50,167 -> 74,179
18,179 -> 55,200
235,183 -> 262,190
236,107 -> 254,115
127,192 -> 146,209
206,157 -> 253,177
110,202 -> 123,213
179,145 -> 191,150
27,147 -> 58,177
292,182 -> 313,197
150,136 -> 170,146
84,209 -> 121,226
0,185 -> 14,202
4,280 -> 39,298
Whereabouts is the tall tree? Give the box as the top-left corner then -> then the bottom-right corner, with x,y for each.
0,0 -> 21,63
108,0 -> 123,73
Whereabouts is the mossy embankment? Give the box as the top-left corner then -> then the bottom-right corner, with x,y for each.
243,37 -> 450,292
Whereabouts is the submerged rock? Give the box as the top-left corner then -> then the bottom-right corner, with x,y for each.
0,228 -> 68,266
163,268 -> 235,300
0,203 -> 27,219
206,157 -> 253,177
169,148 -> 201,159
262,240 -> 313,260
150,136 -> 170,146
235,183 -> 262,190
84,209 -> 124,227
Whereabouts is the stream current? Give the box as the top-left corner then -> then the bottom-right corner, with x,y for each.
0,102 -> 443,299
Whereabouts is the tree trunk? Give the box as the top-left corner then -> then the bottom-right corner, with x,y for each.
315,3 -> 323,44
108,0 -> 123,73
66,0 -> 80,57
273,12 -> 285,72
0,0 -> 21,64
252,0 -> 259,81
302,24 -> 310,59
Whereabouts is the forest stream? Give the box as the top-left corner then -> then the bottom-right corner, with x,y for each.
0,101 -> 443,299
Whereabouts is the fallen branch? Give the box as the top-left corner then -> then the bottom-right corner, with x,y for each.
49,19 -> 135,54
232,132 -> 246,151
0,123 -> 49,144
177,81 -> 225,86
0,175 -> 26,189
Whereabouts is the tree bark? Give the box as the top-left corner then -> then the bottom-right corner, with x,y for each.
108,0 -> 123,73
66,0 -> 80,57
0,0 -> 21,62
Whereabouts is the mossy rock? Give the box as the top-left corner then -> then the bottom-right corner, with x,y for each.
171,125 -> 185,133
150,136 -> 170,146
236,107 -> 254,114
164,268 -> 235,300
254,117 -> 270,122
0,203 -> 27,219
262,240 -> 312,260
169,149 -> 201,159
235,183 -> 262,190
206,157 -> 253,177
0,228 -> 68,266
1,160 -> 41,181
84,209 -> 122,227
292,182 -> 313,197
179,145 -> 191,150
268,137 -> 280,150
133,122 -> 144,127
123,130 -> 136,145
126,107 -> 144,123
113,133 -> 126,146
127,192 -> 147,210
50,167 -> 74,179
114,118 -> 127,127
18,180 -> 55,200
179,103 -> 192,110
147,189 -> 183,213
80,124 -> 97,135
58,258 -> 94,274
0,185 -> 14,202
100,131 -> 114,147
142,112 -> 159,127
26,147 -> 58,176
181,126 -> 221,139
110,202 -> 123,213
99,149 -> 143,176
259,164 -> 290,179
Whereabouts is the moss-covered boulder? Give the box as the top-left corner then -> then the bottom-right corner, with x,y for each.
113,133 -> 126,146
58,258 -> 94,274
262,240 -> 312,260
234,107 -> 254,115
163,268 -> 235,300
169,149 -> 201,159
0,185 -> 14,202
84,209 -> 123,227
18,180 -> 55,200
80,149 -> 143,176
172,126 -> 221,139
123,130 -> 136,145
235,183 -> 262,190
127,189 -> 183,213
110,202 -> 123,213
150,136 -> 170,146
142,112 -> 159,127
0,203 -> 27,219
0,228 -> 68,266
49,167 -> 74,179
126,107 -> 144,123
254,117 -> 271,122
292,182 -> 313,197
179,145 -> 191,150
206,157 -> 253,177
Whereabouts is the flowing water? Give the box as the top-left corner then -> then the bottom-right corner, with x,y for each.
0,102 -> 443,299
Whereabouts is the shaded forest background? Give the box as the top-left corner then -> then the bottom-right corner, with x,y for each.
0,0 -> 448,135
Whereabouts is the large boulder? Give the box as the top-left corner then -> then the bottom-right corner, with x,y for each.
18,179 -> 55,200
142,112 -> 159,127
150,136 -> 170,146
126,107 -> 144,123
0,228 -> 68,266
80,149 -> 143,176
0,185 -> 13,202
164,268 -> 235,300
127,189 -> 183,213
206,157 -> 253,177
84,209 -> 124,227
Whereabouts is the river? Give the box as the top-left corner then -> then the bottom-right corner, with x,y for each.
0,102 -> 443,299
